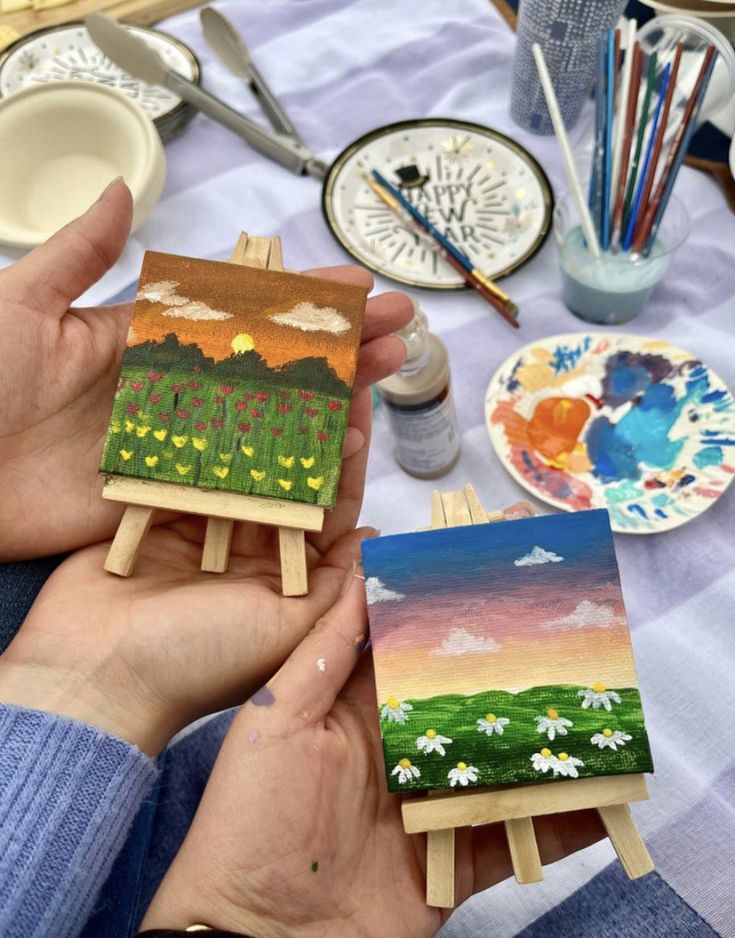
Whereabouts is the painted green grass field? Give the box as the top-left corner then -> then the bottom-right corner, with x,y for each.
99,364 -> 349,507
381,684 -> 653,793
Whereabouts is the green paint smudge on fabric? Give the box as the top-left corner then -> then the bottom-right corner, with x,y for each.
311,861 -> 319,873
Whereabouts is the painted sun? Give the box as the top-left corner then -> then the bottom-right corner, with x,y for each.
231,332 -> 255,354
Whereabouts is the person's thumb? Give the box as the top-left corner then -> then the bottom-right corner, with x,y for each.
2,178 -> 133,318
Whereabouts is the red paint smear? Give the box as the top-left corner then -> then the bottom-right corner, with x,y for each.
693,487 -> 721,498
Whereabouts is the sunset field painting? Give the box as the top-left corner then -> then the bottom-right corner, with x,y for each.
362,509 -> 653,793
100,251 -> 367,507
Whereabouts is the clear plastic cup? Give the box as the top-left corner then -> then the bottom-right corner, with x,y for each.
553,189 -> 690,324
637,14 -> 735,140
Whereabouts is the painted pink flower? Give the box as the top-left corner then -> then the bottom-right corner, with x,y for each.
176,409 -> 191,419
271,427 -> 283,438
278,403 -> 292,414
220,385 -> 234,395
317,431 -> 329,442
328,401 -> 343,412
148,371 -> 163,383
191,398 -> 203,408
211,418 -> 224,429
242,392 -> 255,401
235,401 -> 248,411
255,391 -> 269,402
251,408 -> 263,419
189,380 -> 202,391
171,383 -> 186,394
305,407 -> 319,418
149,393 -> 162,405
158,413 -> 170,423
299,391 -> 315,401
131,381 -> 145,393
238,422 -> 252,433
195,420 -> 207,431
126,402 -> 139,415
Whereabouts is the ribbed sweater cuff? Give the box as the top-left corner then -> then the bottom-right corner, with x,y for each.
0,703 -> 158,938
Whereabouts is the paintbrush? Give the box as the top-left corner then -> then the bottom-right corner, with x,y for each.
610,20 -> 638,218
634,45 -> 717,257
369,170 -> 520,328
622,62 -> 672,251
612,41 -> 642,245
621,50 -> 657,233
601,28 -> 615,250
589,34 -> 607,241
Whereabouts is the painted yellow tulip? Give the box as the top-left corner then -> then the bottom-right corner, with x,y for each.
212,466 -> 230,479
278,455 -> 295,468
175,463 -> 191,475
192,438 -> 208,452
300,457 -> 315,468
250,469 -> 266,481
219,453 -> 232,463
241,446 -> 255,457
277,479 -> 293,491
119,449 -> 133,461
136,426 -> 151,438
111,420 -> 121,433
138,413 -> 151,422
307,476 -> 324,490
172,435 -> 188,448
153,429 -> 167,442
145,455 -> 159,468
124,420 -> 135,433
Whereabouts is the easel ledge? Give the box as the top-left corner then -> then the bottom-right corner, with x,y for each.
409,484 -> 654,908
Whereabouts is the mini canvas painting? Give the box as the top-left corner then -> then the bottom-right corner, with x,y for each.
362,509 -> 653,794
100,251 -> 367,507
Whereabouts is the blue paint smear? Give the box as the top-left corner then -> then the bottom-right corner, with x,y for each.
549,337 -> 591,375
628,504 -> 648,518
654,509 -> 668,519
652,493 -> 670,508
694,445 -> 723,469
250,685 -> 276,707
587,369 -> 715,483
702,389 -> 728,404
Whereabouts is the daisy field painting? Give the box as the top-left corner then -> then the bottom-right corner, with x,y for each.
362,509 -> 653,794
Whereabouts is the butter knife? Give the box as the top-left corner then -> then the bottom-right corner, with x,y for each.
85,13 -> 324,178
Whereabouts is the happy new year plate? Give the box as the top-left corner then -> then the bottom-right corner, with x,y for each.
322,118 -> 553,290
484,333 -> 735,533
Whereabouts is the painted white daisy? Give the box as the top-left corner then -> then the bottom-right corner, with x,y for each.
578,683 -> 622,712
534,707 -> 573,741
391,758 -> 421,784
416,729 -> 452,756
448,761 -> 479,787
381,696 -> 413,724
476,712 -> 510,736
531,748 -> 585,778
591,728 -> 632,751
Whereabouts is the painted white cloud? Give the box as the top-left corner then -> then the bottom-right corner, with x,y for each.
137,280 -> 233,321
365,576 -> 405,604
430,627 -> 501,657
270,302 -> 351,335
514,545 -> 564,567
543,600 -> 618,631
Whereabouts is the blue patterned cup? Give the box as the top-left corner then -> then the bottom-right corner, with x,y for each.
510,0 -> 626,135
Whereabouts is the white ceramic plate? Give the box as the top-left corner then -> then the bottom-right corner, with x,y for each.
484,333 -> 735,533
322,118 -> 553,290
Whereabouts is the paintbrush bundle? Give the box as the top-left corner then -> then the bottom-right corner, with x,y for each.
588,22 -> 717,257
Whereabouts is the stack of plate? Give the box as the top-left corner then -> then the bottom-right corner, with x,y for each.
0,21 -> 201,142
641,0 -> 735,42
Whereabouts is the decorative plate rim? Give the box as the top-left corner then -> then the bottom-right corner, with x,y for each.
322,116 -> 554,291
484,331 -> 735,534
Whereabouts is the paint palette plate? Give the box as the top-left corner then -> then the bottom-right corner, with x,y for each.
322,118 -> 553,290
485,333 -> 735,533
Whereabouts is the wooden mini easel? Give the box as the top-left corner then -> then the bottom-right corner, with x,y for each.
102,233 -> 324,596
405,484 -> 654,907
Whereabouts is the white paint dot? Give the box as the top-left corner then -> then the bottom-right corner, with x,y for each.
317,658 -> 327,672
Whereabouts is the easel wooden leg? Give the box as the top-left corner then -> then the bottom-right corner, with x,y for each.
104,505 -> 155,576
278,527 -> 308,596
598,804 -> 654,879
201,518 -> 235,573
426,828 -> 455,908
505,817 -> 543,883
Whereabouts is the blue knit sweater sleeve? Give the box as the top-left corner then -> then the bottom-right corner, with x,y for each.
0,703 -> 158,938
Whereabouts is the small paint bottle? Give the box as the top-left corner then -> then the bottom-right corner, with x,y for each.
377,302 -> 460,479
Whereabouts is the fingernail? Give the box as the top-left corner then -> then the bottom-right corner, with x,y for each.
340,559 -> 358,596
99,176 -> 124,201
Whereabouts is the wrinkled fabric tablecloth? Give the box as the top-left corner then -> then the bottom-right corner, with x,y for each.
2,1 -> 733,935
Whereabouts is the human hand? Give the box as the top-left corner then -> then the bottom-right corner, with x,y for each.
0,180 -> 411,560
141,573 -> 605,938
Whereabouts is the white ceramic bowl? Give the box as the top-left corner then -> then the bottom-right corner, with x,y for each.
641,0 -> 735,42
0,81 -> 165,249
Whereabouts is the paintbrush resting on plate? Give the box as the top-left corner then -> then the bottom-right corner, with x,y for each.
85,13 -> 326,179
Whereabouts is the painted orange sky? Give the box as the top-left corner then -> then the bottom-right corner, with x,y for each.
128,251 -> 367,385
